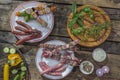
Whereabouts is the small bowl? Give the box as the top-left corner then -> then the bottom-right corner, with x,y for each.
92,48 -> 107,62
79,61 -> 94,75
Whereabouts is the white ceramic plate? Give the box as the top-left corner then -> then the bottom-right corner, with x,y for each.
35,40 -> 74,80
10,1 -> 54,43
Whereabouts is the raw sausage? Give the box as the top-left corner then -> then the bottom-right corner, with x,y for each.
16,21 -> 32,30
16,33 -> 41,45
40,62 -> 64,75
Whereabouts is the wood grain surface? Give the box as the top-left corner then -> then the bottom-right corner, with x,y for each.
0,0 -> 120,80
37,0 -> 120,8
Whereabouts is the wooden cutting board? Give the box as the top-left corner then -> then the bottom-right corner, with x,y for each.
67,5 -> 111,47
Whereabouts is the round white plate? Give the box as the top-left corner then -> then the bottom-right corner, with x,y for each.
35,40 -> 74,80
10,1 -> 54,43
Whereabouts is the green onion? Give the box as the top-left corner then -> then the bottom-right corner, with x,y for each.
72,1 -> 77,16
77,19 -> 83,27
68,17 -> 78,28
89,11 -> 94,19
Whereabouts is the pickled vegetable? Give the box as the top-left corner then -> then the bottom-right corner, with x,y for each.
8,54 -> 22,66
13,74 -> 19,80
3,47 -> 9,53
4,63 -> 9,80
10,48 -> 16,54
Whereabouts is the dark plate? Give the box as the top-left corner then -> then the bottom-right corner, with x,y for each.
0,39 -> 30,80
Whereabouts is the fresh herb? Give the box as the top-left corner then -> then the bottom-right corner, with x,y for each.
72,27 -> 85,35
89,11 -> 94,19
20,11 -> 27,16
87,22 -> 110,38
68,17 -> 78,28
75,11 -> 86,18
77,19 -> 83,27
24,16 -> 29,22
17,11 -> 35,22
68,4 -> 110,41
83,6 -> 91,13
72,1 -> 77,17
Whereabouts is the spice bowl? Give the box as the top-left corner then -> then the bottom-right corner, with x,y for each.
92,48 -> 107,62
79,61 -> 94,75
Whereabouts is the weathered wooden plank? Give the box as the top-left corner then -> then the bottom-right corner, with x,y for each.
0,1 -> 120,42
53,4 -> 120,19
0,1 -> 22,31
18,0 -> 120,9
0,2 -> 120,28
11,45 -> 120,80
114,0 -> 120,3
0,31 -> 120,55
78,41 -> 120,55
0,32 -> 120,80
37,0 -> 120,8
0,0 -> 12,4
0,31 -> 17,43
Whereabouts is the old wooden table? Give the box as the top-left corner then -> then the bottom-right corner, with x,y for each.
0,0 -> 120,80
